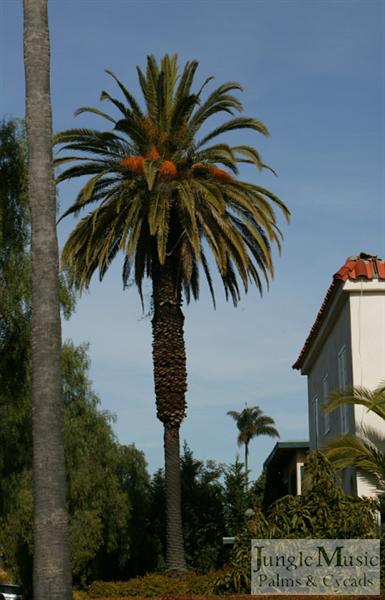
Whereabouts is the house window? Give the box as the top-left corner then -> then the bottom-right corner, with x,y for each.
312,395 -> 319,447
323,373 -> 330,434
338,345 -> 349,434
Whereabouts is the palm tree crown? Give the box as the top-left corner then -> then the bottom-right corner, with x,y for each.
227,405 -> 279,477
55,54 -> 289,305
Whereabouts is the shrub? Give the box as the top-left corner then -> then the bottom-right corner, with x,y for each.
88,571 -> 222,598
78,596 -> 385,600
73,592 -> 89,600
215,452 -> 379,594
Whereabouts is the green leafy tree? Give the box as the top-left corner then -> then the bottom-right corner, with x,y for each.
250,469 -> 266,507
323,382 -> 385,492
114,444 -> 153,578
0,118 -> 150,588
0,117 -> 76,593
223,459 -> 250,535
148,469 -> 167,572
55,54 -> 290,572
0,118 -> 31,494
227,405 -> 279,480
0,340 -> 155,588
62,342 -> 131,584
180,445 -> 225,573
0,118 -> 32,592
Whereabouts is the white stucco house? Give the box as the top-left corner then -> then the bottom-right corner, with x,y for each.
293,253 -> 385,496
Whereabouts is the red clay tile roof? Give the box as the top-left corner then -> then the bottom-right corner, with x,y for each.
292,253 -> 385,370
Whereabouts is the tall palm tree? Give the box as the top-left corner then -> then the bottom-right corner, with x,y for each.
23,0 -> 72,598
55,55 -> 290,572
227,405 -> 279,480
323,382 -> 385,493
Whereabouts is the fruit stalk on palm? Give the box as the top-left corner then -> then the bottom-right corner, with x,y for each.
55,54 -> 289,572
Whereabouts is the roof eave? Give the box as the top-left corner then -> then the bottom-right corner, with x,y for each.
263,441 -> 310,469
293,283 -> 346,374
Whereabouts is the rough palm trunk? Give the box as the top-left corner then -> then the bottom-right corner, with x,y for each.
23,1 -> 72,598
152,261 -> 187,574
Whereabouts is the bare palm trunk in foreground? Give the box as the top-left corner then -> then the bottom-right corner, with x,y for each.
23,0 -> 72,598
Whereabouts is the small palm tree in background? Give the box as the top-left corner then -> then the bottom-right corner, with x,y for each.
55,54 -> 289,573
227,405 -> 279,481
323,382 -> 385,493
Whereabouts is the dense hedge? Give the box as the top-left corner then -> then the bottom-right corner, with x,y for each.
83,573 -> 384,599
76,595 -> 385,600
87,572 -> 223,598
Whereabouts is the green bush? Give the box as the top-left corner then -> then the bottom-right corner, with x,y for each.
88,571 -> 223,597
75,596 -> 385,600
215,452 -> 379,594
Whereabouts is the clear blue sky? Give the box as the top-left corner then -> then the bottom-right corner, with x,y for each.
1,0 -> 384,481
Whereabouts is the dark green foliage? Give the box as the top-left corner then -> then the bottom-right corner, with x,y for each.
114,444 -> 154,578
223,459 -> 250,535
0,119 -> 31,477
0,119 -> 28,255
181,445 -> 226,572
0,118 -> 75,501
0,120 -> 32,590
250,469 -> 266,507
268,452 -> 377,538
63,341 -> 132,584
216,452 -> 378,594
0,340 -> 156,587
148,454 -> 270,574
147,469 -> 167,572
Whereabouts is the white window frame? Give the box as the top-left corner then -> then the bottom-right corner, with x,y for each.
312,395 -> 319,448
338,345 -> 349,434
323,373 -> 330,434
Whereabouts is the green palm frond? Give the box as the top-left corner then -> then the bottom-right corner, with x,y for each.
324,382 -> 385,421
322,382 -> 385,492
197,117 -> 269,148
104,70 -> 144,117
73,106 -> 117,124
323,434 -> 385,492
